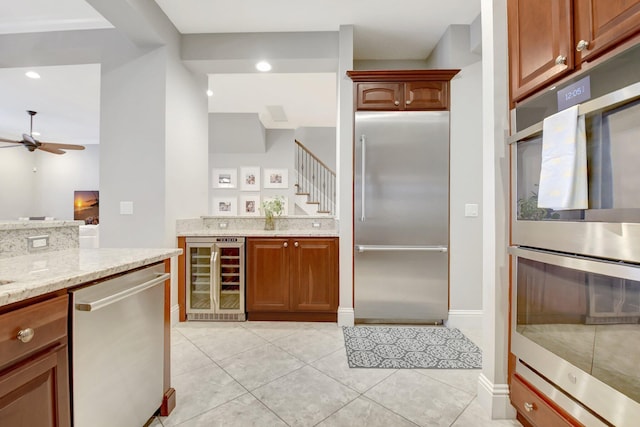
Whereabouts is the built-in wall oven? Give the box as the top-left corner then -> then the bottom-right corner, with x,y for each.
185,236 -> 245,321
509,42 -> 640,426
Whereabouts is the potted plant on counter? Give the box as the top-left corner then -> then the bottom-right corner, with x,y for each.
260,196 -> 285,230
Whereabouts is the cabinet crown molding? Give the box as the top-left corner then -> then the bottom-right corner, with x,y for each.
346,69 -> 460,82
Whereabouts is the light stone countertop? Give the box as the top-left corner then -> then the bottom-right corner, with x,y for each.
0,220 -> 84,230
0,247 -> 182,307
176,216 -> 339,237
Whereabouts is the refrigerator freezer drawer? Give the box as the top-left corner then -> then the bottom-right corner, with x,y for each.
354,250 -> 448,323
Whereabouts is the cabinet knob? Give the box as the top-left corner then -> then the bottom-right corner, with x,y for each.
576,40 -> 589,52
394,100 -> 400,106
294,241 -> 299,247
523,402 -> 535,413
283,242 -> 288,248
405,100 -> 412,105
17,327 -> 35,343
555,55 -> 567,65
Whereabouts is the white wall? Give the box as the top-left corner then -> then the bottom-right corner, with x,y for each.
0,147 -> 37,219
0,145 -> 99,220
35,145 -> 100,220
209,128 -> 296,215
449,62 -> 484,312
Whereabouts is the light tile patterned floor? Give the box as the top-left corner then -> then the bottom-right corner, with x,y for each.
149,322 -> 521,427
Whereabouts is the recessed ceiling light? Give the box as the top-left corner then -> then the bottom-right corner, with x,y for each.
256,61 -> 272,72
25,71 -> 40,79
206,89 -> 213,97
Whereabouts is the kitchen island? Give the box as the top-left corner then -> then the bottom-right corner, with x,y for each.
0,241 -> 181,427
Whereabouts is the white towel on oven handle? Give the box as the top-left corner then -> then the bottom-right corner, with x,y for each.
537,105 -> 588,210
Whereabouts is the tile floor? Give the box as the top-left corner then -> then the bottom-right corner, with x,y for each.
149,322 -> 522,427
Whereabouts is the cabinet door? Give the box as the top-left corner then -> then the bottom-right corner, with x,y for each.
246,238 -> 290,312
404,81 -> 448,110
0,345 -> 70,427
290,238 -> 338,312
508,0 -> 574,101
575,0 -> 640,62
356,83 -> 402,110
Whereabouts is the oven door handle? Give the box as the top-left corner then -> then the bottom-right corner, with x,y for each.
75,273 -> 170,312
355,245 -> 448,253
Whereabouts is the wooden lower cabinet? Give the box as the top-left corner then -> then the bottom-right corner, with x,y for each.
0,294 -> 70,427
511,374 -> 581,427
246,237 -> 338,321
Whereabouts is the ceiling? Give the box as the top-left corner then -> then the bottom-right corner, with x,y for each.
0,0 -> 480,145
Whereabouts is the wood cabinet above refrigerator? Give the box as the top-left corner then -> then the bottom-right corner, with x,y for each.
347,70 -> 459,111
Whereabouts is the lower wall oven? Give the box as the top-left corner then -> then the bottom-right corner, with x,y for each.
185,236 -> 245,321
510,246 -> 640,426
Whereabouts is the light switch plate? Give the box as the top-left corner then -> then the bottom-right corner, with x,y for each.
465,203 -> 479,217
120,201 -> 134,215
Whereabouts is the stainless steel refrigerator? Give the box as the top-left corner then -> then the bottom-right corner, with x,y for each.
354,111 -> 449,323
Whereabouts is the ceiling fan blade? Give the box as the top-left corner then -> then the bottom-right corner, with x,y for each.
0,137 -> 21,143
37,145 -> 66,155
39,142 -> 85,151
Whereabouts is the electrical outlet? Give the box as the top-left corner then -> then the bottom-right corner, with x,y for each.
27,235 -> 49,251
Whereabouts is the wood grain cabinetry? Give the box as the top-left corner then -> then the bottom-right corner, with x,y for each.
511,374 -> 582,427
0,294 -> 70,427
508,0 -> 640,101
347,70 -> 459,111
246,237 -> 338,321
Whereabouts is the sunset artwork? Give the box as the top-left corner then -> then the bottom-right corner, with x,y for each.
74,191 -> 99,224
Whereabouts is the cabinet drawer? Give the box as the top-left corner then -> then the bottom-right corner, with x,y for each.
511,374 -> 576,426
0,295 -> 68,368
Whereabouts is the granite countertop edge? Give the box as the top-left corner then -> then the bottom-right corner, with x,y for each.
0,247 -> 182,307
176,229 -> 339,237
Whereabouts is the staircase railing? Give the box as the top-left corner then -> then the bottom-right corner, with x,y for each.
294,140 -> 336,215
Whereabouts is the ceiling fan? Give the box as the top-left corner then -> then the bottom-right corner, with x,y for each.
0,110 -> 86,155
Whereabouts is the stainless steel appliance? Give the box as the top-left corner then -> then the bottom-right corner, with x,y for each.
186,236 -> 245,321
354,111 -> 449,323
509,42 -> 640,427
70,263 -> 169,427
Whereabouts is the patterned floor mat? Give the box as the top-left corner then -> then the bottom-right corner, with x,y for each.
342,326 -> 482,369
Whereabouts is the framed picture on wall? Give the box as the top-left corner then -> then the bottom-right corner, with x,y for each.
240,166 -> 260,191
212,197 -> 237,216
263,168 -> 288,189
212,168 -> 237,189
239,194 -> 260,216
74,191 -> 99,224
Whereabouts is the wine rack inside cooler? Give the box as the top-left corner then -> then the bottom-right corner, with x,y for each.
189,246 -> 212,310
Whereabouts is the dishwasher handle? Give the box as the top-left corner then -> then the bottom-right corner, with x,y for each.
75,272 -> 170,312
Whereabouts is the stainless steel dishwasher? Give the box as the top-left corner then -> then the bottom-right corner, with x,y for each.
69,263 -> 169,427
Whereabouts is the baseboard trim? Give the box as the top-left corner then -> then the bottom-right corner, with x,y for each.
170,303 -> 180,326
477,373 -> 516,419
337,307 -> 354,326
445,310 -> 483,330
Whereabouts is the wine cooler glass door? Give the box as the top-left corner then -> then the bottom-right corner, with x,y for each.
188,244 -> 213,311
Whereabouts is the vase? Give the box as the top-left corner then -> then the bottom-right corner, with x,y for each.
264,215 -> 275,230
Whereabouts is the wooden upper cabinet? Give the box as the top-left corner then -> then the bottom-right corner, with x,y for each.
347,70 -> 459,111
357,83 -> 403,110
574,0 -> 640,63
507,0 -> 574,101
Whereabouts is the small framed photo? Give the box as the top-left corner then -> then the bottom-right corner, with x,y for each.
212,197 -> 237,216
212,168 -> 237,189
264,168 -> 288,189
240,166 -> 261,191
239,194 -> 260,216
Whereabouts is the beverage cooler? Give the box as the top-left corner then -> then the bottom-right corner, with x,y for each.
186,236 -> 245,321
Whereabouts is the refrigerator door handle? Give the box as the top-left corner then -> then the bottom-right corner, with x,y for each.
360,134 -> 366,222
355,244 -> 448,253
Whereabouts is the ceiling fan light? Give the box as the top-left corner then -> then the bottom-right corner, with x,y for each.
25,71 -> 41,79
256,61 -> 272,72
